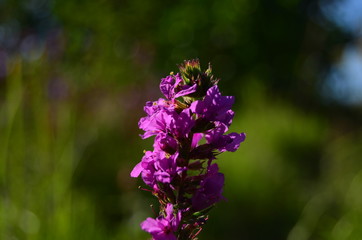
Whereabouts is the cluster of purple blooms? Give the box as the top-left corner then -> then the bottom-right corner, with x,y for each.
131,60 -> 245,240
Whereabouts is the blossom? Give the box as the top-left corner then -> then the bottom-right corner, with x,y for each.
153,133 -> 178,154
139,107 -> 176,139
131,151 -> 184,186
190,85 -> 235,126
130,151 -> 157,187
205,122 -> 246,152
170,109 -> 195,139
154,152 -> 180,184
144,98 -> 174,116
160,73 -> 197,100
192,164 -> 225,211
141,203 -> 181,240
214,132 -> 246,152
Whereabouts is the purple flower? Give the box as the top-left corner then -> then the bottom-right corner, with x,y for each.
153,133 -> 178,154
205,122 -> 246,152
131,150 -> 184,186
139,100 -> 195,140
170,109 -> 195,139
130,151 -> 157,187
139,106 -> 176,139
192,164 -> 225,211
160,73 -> 197,100
154,152 -> 181,184
141,203 -> 181,240
204,122 -> 228,143
144,98 -> 174,116
216,132 -> 246,152
190,85 -> 235,126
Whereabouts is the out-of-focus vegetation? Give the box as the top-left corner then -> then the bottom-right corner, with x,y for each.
1,0 -> 362,239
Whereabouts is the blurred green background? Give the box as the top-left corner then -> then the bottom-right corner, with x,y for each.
1,0 -> 362,239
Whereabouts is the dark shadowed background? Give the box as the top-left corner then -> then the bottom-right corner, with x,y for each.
1,0 -> 362,239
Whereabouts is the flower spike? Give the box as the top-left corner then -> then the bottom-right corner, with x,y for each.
131,59 -> 245,239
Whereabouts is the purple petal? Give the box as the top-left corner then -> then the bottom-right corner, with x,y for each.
205,122 -> 228,143
130,162 -> 143,177
139,110 -> 176,139
205,86 -> 235,110
190,86 -> 235,126
143,101 -> 155,115
216,109 -> 234,126
223,132 -> 246,152
165,203 -> 174,221
189,99 -> 204,115
141,170 -> 155,186
172,210 -> 181,231
160,76 -> 174,99
141,218 -> 162,234
174,83 -> 197,98
154,171 -> 171,183
191,165 -> 225,211
208,163 -> 219,174
153,133 -> 178,154
172,109 -> 195,137
191,133 -> 203,148
203,172 -> 224,195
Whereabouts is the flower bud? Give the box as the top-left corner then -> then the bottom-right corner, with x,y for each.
178,59 -> 219,99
